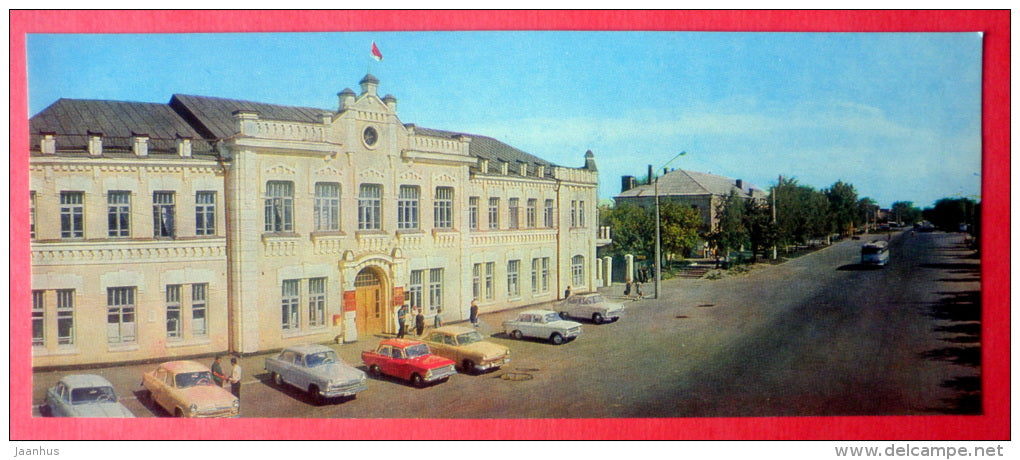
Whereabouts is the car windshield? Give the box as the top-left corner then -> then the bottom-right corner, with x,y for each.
544,312 -> 561,322
456,331 -> 484,345
304,351 -> 339,367
70,386 -> 116,405
175,371 -> 215,389
587,295 -> 603,303
403,343 -> 430,358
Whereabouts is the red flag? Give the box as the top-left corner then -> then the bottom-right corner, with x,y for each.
371,41 -> 383,61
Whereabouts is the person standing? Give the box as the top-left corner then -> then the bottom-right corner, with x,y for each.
469,299 -> 479,327
624,280 -> 632,300
635,282 -> 644,300
396,303 -> 409,338
210,356 -> 227,388
414,307 -> 425,337
229,357 -> 242,400
434,307 -> 443,328
563,286 -> 572,300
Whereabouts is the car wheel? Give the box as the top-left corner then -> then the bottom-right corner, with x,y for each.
138,389 -> 151,404
369,364 -> 382,378
559,312 -> 569,319
174,408 -> 185,418
550,333 -> 564,345
272,372 -> 284,387
511,330 -> 524,340
309,385 -> 325,405
592,313 -> 605,324
411,373 -> 425,388
39,404 -> 51,417
463,359 -> 477,374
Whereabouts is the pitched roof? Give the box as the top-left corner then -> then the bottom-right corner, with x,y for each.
617,169 -> 765,199
30,98 -> 206,140
170,94 -> 330,140
411,126 -> 558,175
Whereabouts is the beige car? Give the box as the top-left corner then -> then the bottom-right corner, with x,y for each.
424,326 -> 510,374
141,360 -> 239,418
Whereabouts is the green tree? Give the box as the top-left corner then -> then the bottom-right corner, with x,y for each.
773,177 -> 830,245
923,197 -> 979,231
857,197 -> 879,231
706,190 -> 748,257
890,201 -> 923,225
743,197 -> 779,262
824,180 -> 859,235
658,201 -> 702,261
599,203 -> 653,257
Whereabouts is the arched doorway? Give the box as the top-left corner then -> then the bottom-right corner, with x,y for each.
354,267 -> 387,336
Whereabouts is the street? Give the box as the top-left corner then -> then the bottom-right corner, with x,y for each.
32,230 -> 980,418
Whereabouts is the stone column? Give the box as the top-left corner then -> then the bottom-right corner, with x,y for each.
603,256 -> 613,287
625,254 -> 635,283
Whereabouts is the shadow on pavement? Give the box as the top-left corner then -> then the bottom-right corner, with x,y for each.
836,263 -> 885,271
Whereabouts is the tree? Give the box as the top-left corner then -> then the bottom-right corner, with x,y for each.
706,190 -> 748,258
923,197 -> 979,231
857,197 -> 879,231
824,180 -> 859,235
599,203 -> 654,257
890,201 -> 923,225
773,176 -> 830,245
658,201 -> 702,260
743,197 -> 778,262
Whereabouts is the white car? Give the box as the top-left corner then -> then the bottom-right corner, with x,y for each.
43,374 -> 134,417
502,309 -> 582,345
558,293 -> 625,324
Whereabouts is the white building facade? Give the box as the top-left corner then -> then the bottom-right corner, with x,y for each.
29,75 -> 608,367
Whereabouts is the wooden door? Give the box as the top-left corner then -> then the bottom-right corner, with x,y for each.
354,269 -> 386,336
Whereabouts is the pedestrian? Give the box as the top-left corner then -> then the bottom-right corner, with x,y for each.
229,357 -> 242,400
564,286 -> 572,300
469,299 -> 479,327
414,307 -> 425,337
434,306 -> 443,328
624,280 -> 632,299
396,303 -> 409,338
635,282 -> 644,300
210,356 -> 227,388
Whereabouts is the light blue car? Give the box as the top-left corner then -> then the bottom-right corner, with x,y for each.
265,344 -> 367,405
43,374 -> 134,417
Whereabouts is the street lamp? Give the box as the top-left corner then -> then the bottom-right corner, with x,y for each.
654,151 -> 686,299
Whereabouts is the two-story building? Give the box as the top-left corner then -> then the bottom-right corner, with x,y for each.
29,74 -> 606,368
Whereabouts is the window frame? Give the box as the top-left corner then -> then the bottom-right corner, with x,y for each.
265,181 -> 295,233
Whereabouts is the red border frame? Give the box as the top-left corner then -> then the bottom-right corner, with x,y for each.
9,10 -> 1009,440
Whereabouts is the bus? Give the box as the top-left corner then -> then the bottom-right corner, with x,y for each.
860,240 -> 890,266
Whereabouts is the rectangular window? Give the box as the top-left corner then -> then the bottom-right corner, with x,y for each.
579,200 -> 586,227
572,255 -> 585,287
544,199 -> 555,228
282,280 -> 301,331
107,191 -> 131,238
570,200 -> 578,227
265,181 -> 294,232
314,183 -> 341,232
32,290 -> 44,347
192,284 -> 207,337
531,259 -> 540,294
358,184 -> 383,230
434,187 -> 454,229
56,289 -> 74,345
195,191 -> 216,236
471,264 -> 481,301
488,198 -> 500,229
153,191 -> 176,238
484,262 -> 495,300
507,260 -> 520,298
409,270 -> 424,311
166,285 -> 182,339
541,257 -> 550,293
398,185 -> 420,230
30,191 -> 36,239
308,278 -> 326,328
60,191 -> 84,239
106,287 -> 137,344
468,197 -> 479,230
428,269 -> 443,313
527,199 -> 537,228
508,198 -> 520,229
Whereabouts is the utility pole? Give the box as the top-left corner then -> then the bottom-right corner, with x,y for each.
771,175 -> 780,260
653,151 -> 686,299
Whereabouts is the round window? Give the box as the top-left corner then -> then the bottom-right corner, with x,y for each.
363,126 -> 379,147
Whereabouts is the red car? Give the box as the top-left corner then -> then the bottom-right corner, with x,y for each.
361,338 -> 457,388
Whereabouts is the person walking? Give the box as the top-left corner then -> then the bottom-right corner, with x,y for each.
210,356 -> 227,388
434,307 -> 443,328
229,357 -> 242,400
414,307 -> 425,337
469,299 -> 479,327
396,303 -> 409,338
624,280 -> 632,300
635,282 -> 644,300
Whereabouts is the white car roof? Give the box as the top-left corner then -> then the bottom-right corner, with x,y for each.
59,374 -> 115,389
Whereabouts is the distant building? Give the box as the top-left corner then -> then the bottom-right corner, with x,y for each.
615,168 -> 767,233
29,74 -> 608,368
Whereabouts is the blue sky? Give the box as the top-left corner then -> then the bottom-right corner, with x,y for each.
27,31 -> 982,208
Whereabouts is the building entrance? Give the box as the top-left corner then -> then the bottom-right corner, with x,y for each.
354,268 -> 387,336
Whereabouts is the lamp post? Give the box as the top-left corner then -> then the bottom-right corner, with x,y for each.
654,151 -> 686,299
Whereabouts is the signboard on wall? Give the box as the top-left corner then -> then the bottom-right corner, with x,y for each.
343,290 -> 356,312
393,286 -> 404,306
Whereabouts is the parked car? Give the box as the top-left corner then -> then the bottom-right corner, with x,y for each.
558,293 -> 625,324
424,326 -> 510,374
42,374 -> 134,417
503,309 -> 582,345
265,344 -> 367,404
140,360 -> 239,418
361,338 -> 457,388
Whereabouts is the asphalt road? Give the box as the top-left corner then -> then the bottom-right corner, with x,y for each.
32,230 -> 980,418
